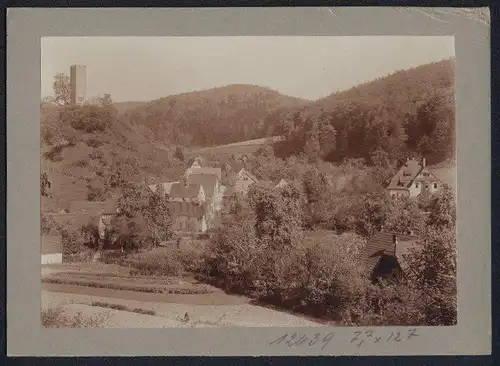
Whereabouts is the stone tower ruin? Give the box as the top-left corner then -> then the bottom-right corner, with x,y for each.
70,64 -> 87,105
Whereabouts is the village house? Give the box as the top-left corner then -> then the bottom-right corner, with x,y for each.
386,157 -> 443,198
221,161 -> 259,195
168,182 -> 206,205
41,234 -> 63,264
360,230 -> 421,281
168,201 -> 208,233
187,156 -> 205,169
234,167 -> 259,195
275,179 -> 288,189
187,173 -> 223,212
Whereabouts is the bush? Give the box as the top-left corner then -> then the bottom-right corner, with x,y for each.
74,159 -> 88,168
41,307 -> 109,328
61,227 -> 86,255
123,250 -> 185,276
89,149 -> 105,161
122,247 -> 204,277
86,137 -> 104,148
86,182 -> 109,202
60,104 -> 113,133
44,145 -> 64,162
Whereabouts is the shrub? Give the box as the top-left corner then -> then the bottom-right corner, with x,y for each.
86,182 -> 109,202
123,250 -> 185,276
41,307 -> 109,328
89,149 -> 105,161
91,301 -> 156,315
86,137 -> 104,148
61,227 -> 86,255
91,301 -> 127,311
44,145 -> 64,162
74,159 -> 88,168
61,104 -> 113,133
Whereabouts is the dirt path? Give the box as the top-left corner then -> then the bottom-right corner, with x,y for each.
42,290 -> 322,327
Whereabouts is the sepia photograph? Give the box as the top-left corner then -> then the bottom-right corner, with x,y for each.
40,35 -> 457,329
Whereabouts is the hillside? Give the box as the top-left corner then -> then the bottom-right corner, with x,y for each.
268,58 -> 456,166
40,103 -> 187,213
121,84 -> 308,147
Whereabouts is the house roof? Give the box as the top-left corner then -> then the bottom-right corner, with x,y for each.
148,182 -> 178,195
360,230 -> 419,276
41,234 -> 63,254
275,179 -> 288,188
169,183 -> 203,199
237,168 -> 259,183
386,159 -> 441,191
168,201 -> 205,219
187,174 -> 218,198
187,156 -> 204,167
186,167 -> 222,181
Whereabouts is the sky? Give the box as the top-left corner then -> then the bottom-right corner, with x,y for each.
41,36 -> 455,103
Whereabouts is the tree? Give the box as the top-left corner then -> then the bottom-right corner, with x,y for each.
427,187 -> 456,230
174,146 -> 185,162
61,104 -> 114,133
303,121 -> 321,163
101,93 -> 113,107
404,225 -> 457,325
370,149 -> 390,169
106,155 -> 140,188
52,73 -> 71,105
247,182 -> 304,250
355,191 -> 391,237
143,183 -> 173,246
110,182 -> 173,251
301,168 -> 332,228
384,196 -> 426,235
41,172 -> 51,197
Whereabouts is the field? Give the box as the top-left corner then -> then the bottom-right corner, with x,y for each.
186,136 -> 283,160
41,262 -> 324,328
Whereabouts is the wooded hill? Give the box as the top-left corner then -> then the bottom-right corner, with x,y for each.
120,84 -> 308,148
120,58 -> 455,166
265,58 -> 456,165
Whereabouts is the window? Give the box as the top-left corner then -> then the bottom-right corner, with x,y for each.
434,183 -> 438,189
415,183 -> 419,188
425,184 -> 429,189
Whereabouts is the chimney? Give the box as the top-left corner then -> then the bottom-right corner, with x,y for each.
422,157 -> 426,167
392,234 -> 398,245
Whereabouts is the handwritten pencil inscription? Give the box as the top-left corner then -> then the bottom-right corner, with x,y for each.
269,329 -> 420,351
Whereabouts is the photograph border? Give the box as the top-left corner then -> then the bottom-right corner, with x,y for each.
7,7 -> 490,356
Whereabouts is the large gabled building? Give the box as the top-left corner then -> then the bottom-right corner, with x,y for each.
386,158 -> 443,198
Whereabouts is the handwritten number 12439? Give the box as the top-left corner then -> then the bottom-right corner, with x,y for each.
269,332 -> 334,351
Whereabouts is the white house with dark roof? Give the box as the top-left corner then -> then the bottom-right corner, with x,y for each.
386,158 -> 443,198
234,167 -> 259,195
